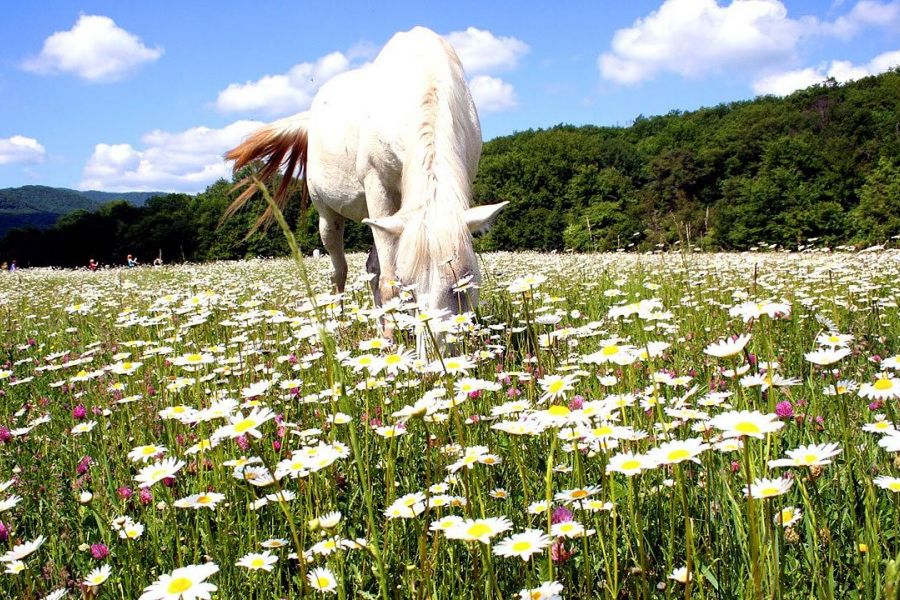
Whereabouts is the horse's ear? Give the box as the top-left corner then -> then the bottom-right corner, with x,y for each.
464,201 -> 509,235
362,215 -> 405,236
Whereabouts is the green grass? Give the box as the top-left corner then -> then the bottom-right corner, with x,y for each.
3,250 -> 900,599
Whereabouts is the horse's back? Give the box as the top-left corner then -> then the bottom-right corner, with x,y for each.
306,26 -> 481,221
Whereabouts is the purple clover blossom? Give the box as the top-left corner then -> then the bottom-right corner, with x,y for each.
90,543 -> 109,560
551,506 -> 573,524
76,456 -> 93,475
775,401 -> 794,419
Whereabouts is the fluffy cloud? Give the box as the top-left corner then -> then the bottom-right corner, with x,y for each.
753,49 -> 900,95
444,27 -> 530,76
823,0 -> 900,39
0,136 -> 46,165
598,1 -> 900,86
599,0 -> 809,84
215,52 -> 351,116
468,75 -> 517,113
216,27 -> 527,118
80,120 -> 263,192
22,14 -> 162,82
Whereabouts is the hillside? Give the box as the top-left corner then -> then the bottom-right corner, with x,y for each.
0,186 -> 165,237
473,69 -> 900,251
1,69 -> 899,266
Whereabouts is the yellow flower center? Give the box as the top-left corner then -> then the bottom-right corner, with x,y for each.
197,495 -> 211,504
251,558 -> 264,568
167,577 -> 193,593
889,481 -> 900,492
874,378 -> 893,391
570,490 -> 588,499
386,355 -> 401,364
760,486 -> 780,497
735,422 -> 761,435
512,541 -> 532,553
875,422 -> 890,430
802,454 -> 818,465
234,418 -> 256,433
142,446 -> 156,455
548,405 -> 570,417
594,426 -> 613,436
467,523 -> 492,538
781,509 -> 794,521
602,345 -> 620,356
667,449 -> 691,462
548,380 -> 565,393
316,576 -> 331,588
186,353 -> 203,363
621,459 -> 641,471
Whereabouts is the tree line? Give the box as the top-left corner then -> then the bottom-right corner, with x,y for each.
2,69 -> 900,267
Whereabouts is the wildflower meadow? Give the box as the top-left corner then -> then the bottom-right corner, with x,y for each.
4,247 -> 900,599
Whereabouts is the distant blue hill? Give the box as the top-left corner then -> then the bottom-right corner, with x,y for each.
0,185 -> 166,237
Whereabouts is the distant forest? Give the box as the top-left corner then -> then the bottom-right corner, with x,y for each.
2,69 -> 900,267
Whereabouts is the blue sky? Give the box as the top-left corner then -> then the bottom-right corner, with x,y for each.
0,0 -> 898,192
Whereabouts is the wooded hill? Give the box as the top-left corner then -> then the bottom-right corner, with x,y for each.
1,69 -> 899,266
0,186 -> 163,238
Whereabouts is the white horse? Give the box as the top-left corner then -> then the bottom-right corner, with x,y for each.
226,26 -> 508,315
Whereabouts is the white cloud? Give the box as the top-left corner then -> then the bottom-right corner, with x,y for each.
0,136 -> 46,165
599,0 -> 810,84
753,49 -> 900,95
598,1 -> 900,86
215,52 -> 351,116
444,27 -> 530,76
80,120 -> 263,192
823,0 -> 900,38
469,75 -> 517,113
22,14 -> 162,82
216,27 -> 528,118
751,67 -> 826,96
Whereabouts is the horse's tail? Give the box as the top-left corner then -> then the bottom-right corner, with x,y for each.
222,112 -> 310,227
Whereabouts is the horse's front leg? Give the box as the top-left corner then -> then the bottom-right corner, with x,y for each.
318,208 -> 347,293
365,246 -> 381,305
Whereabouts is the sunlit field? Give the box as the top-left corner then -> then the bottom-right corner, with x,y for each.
6,250 -> 900,599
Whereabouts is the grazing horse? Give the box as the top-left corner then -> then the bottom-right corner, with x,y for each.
226,26 -> 508,315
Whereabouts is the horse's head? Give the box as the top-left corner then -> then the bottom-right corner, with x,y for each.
363,201 -> 508,315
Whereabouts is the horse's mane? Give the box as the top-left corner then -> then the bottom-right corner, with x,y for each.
398,44 -> 475,284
